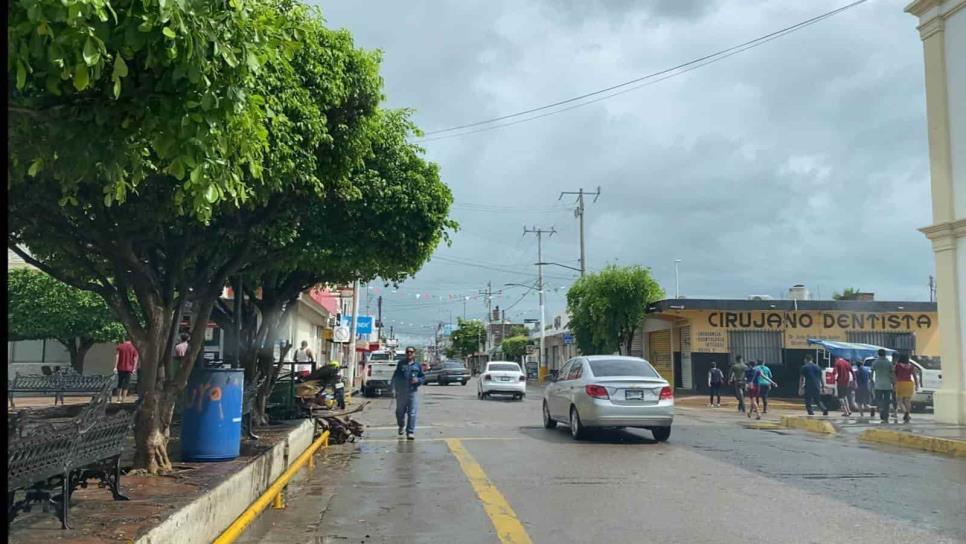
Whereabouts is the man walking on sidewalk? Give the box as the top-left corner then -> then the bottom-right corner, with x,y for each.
392,346 -> 425,440
708,362 -> 724,407
729,355 -> 748,413
799,355 -> 827,416
871,349 -> 895,423
833,357 -> 854,417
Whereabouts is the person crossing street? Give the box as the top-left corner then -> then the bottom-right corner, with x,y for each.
729,355 -> 749,413
392,346 -> 425,440
708,362 -> 724,407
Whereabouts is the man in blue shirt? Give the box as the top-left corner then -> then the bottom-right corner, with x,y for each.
392,346 -> 425,440
799,355 -> 827,416
853,359 -> 873,417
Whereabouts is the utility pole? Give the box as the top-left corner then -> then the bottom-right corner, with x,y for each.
478,282 -> 494,353
524,225 -> 556,382
674,259 -> 682,299
347,281 -> 360,390
929,275 -> 936,302
559,186 -> 600,276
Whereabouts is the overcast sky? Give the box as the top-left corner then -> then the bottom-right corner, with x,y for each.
315,0 -> 934,344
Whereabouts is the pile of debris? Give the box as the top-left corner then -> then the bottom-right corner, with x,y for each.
314,401 -> 368,444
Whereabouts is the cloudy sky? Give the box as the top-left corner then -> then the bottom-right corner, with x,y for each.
315,0 -> 935,344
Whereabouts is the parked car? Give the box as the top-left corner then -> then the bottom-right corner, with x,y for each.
425,361 -> 470,386
477,361 -> 526,400
362,350 -> 399,397
542,356 -> 673,442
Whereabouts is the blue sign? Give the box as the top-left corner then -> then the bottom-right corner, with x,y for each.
563,334 -> 574,345
340,315 -> 374,335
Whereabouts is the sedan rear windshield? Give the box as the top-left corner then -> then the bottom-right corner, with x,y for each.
444,363 -> 465,369
488,363 -> 520,372
589,359 -> 659,378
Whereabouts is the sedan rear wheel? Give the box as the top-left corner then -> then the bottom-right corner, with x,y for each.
651,426 -> 671,442
543,402 -> 556,429
569,406 -> 586,440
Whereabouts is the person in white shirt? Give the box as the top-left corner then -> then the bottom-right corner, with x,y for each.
294,341 -> 314,375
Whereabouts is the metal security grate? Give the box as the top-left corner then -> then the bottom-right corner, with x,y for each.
729,330 -> 783,366
846,332 -> 915,354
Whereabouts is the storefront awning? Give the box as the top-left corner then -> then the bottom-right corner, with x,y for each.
807,338 -> 895,361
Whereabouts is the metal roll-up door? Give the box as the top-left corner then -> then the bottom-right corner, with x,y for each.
630,328 -> 644,358
729,330 -> 783,365
846,332 -> 915,355
648,330 -> 673,383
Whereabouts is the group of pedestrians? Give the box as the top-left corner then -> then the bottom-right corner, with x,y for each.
798,349 -> 919,423
712,356 -> 778,420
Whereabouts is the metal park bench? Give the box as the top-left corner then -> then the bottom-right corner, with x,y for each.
7,386 -> 139,529
8,371 -> 116,407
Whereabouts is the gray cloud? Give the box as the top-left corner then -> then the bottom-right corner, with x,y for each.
315,0 -> 934,344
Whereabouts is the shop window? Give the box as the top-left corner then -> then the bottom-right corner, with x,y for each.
729,331 -> 783,366
846,332 -> 915,355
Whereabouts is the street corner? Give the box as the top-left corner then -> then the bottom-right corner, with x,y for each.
780,415 -> 838,434
859,428 -> 966,457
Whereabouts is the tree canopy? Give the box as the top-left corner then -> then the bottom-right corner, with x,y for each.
8,267 -> 127,372
500,335 -> 529,360
566,265 -> 665,355
832,287 -> 862,300
7,0 -> 448,474
449,319 -> 486,358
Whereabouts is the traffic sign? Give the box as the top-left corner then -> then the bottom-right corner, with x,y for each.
333,326 -> 351,343
563,333 -> 574,345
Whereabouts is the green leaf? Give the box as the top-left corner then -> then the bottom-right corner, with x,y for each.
83,38 -> 101,66
16,60 -> 26,90
72,64 -> 90,91
113,55 -> 128,78
162,26 -> 177,39
204,184 -> 218,203
28,159 -> 42,177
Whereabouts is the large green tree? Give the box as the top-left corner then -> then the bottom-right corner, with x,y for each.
448,319 -> 487,358
8,268 -> 126,373
212,109 -> 455,423
500,334 -> 529,361
8,1 -> 385,473
566,265 -> 665,355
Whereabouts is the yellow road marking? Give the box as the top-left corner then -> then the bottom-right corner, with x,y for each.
446,438 -> 533,544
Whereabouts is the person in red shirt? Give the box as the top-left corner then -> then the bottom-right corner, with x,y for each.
114,339 -> 140,403
894,353 -> 919,423
832,357 -> 854,417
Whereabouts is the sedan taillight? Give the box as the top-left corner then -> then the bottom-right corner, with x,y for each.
585,384 -> 609,399
518,375 -> 526,382
660,386 -> 673,400
483,374 -> 491,381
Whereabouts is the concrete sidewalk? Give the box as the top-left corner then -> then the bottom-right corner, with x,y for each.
677,399 -> 966,457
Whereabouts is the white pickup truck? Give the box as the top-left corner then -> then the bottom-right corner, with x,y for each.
362,350 -> 400,397
808,339 -> 941,411
861,356 -> 941,410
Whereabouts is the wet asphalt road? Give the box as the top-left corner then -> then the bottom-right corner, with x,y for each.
238,379 -> 965,544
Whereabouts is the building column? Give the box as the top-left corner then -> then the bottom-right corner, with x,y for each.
908,0 -> 966,424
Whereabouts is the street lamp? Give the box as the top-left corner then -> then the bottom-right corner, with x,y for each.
674,259 -> 682,299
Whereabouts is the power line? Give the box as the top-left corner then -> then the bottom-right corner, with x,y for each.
417,0 -> 867,142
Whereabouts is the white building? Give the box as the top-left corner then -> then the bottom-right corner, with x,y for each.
908,0 -> 966,424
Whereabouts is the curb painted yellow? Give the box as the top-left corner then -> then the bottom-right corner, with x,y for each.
446,439 -> 533,544
213,430 -> 330,544
859,428 -> 966,457
780,415 -> 837,434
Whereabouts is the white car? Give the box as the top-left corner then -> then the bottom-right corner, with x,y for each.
543,356 -> 673,441
477,361 -> 527,400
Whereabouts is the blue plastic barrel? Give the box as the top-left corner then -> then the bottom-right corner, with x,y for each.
180,367 -> 244,461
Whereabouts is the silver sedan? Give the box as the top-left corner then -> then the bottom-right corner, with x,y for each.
542,356 -> 674,441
